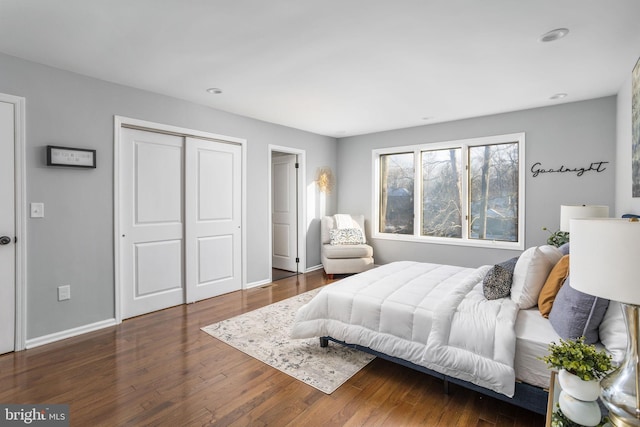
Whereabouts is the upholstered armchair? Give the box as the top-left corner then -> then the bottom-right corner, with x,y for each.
321,214 -> 374,278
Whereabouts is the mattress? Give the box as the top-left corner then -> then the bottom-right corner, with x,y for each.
514,308 -> 560,389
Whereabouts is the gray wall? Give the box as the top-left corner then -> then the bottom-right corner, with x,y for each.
337,97 -> 617,267
0,53 -> 337,340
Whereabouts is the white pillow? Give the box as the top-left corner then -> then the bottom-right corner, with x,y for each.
511,245 -> 563,309
599,301 -> 628,364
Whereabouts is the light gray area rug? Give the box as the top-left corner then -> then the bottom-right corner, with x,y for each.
201,288 -> 375,394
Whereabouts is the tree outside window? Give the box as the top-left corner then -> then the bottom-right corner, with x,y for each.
379,152 -> 414,234
422,148 -> 462,238
469,142 -> 519,242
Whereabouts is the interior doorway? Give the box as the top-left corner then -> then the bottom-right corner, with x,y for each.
0,93 -> 25,354
270,146 -> 306,282
0,99 -> 16,354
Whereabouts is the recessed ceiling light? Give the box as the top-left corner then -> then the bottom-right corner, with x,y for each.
539,28 -> 569,42
206,88 -> 222,94
550,93 -> 568,100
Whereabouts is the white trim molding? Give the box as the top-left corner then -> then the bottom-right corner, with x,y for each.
245,278 -> 272,289
26,319 -> 116,349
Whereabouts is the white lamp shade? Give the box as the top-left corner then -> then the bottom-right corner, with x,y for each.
560,205 -> 609,232
570,218 -> 640,305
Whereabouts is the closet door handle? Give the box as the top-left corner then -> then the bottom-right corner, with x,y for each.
0,236 -> 12,245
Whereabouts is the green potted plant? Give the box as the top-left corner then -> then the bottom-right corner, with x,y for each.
541,336 -> 613,401
542,227 -> 570,247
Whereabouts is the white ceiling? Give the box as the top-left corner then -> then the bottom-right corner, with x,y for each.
1,1 -> 639,137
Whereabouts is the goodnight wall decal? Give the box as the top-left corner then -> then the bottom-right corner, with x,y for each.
530,161 -> 608,178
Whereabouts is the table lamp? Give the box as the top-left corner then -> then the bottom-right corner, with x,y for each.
571,218 -> 640,426
560,205 -> 609,232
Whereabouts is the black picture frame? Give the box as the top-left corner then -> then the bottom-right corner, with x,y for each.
46,145 -> 96,168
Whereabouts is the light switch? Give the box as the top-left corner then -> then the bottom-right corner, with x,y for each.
30,202 -> 44,218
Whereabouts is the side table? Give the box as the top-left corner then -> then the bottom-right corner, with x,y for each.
545,371 -> 611,427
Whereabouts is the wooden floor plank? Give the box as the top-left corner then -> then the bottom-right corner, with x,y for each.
0,269 -> 545,426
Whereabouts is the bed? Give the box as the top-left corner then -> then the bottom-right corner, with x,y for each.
291,246 -> 628,415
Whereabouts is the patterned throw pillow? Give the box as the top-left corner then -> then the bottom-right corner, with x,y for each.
330,228 -> 365,245
483,257 -> 519,300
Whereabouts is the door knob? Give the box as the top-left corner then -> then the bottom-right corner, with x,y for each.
0,236 -> 11,245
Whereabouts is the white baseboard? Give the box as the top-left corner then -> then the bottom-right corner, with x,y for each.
247,264 -> 324,289
26,318 -> 117,349
245,278 -> 271,289
23,266 -> 328,349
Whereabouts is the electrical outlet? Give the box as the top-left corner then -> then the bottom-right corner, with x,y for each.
58,285 -> 71,301
30,202 -> 44,218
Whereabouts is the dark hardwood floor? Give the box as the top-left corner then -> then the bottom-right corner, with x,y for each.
0,270 -> 545,426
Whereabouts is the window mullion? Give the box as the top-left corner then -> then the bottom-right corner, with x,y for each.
461,144 -> 470,240
414,149 -> 421,237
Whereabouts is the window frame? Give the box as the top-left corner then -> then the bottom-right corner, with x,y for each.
372,132 -> 525,250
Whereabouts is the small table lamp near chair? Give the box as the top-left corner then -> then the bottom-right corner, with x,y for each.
571,218 -> 640,426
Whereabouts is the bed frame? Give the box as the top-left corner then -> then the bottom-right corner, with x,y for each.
320,336 -> 549,415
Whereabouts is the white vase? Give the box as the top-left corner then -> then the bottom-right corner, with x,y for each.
558,368 -> 601,401
558,390 -> 602,427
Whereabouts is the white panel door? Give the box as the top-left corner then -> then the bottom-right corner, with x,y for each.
0,101 -> 15,354
120,128 -> 185,319
185,137 -> 241,302
271,154 -> 298,272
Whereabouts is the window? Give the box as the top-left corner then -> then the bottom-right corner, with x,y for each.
468,142 -> 519,242
421,148 -> 462,238
374,133 -> 525,249
379,152 -> 414,234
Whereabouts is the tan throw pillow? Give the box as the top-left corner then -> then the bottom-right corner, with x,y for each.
538,255 -> 570,318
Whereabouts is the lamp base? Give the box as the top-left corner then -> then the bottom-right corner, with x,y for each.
610,412 -> 640,427
600,304 -> 640,427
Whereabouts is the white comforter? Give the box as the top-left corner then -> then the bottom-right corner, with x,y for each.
291,261 -> 520,396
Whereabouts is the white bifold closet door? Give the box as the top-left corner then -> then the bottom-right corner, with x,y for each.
120,128 -> 241,319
